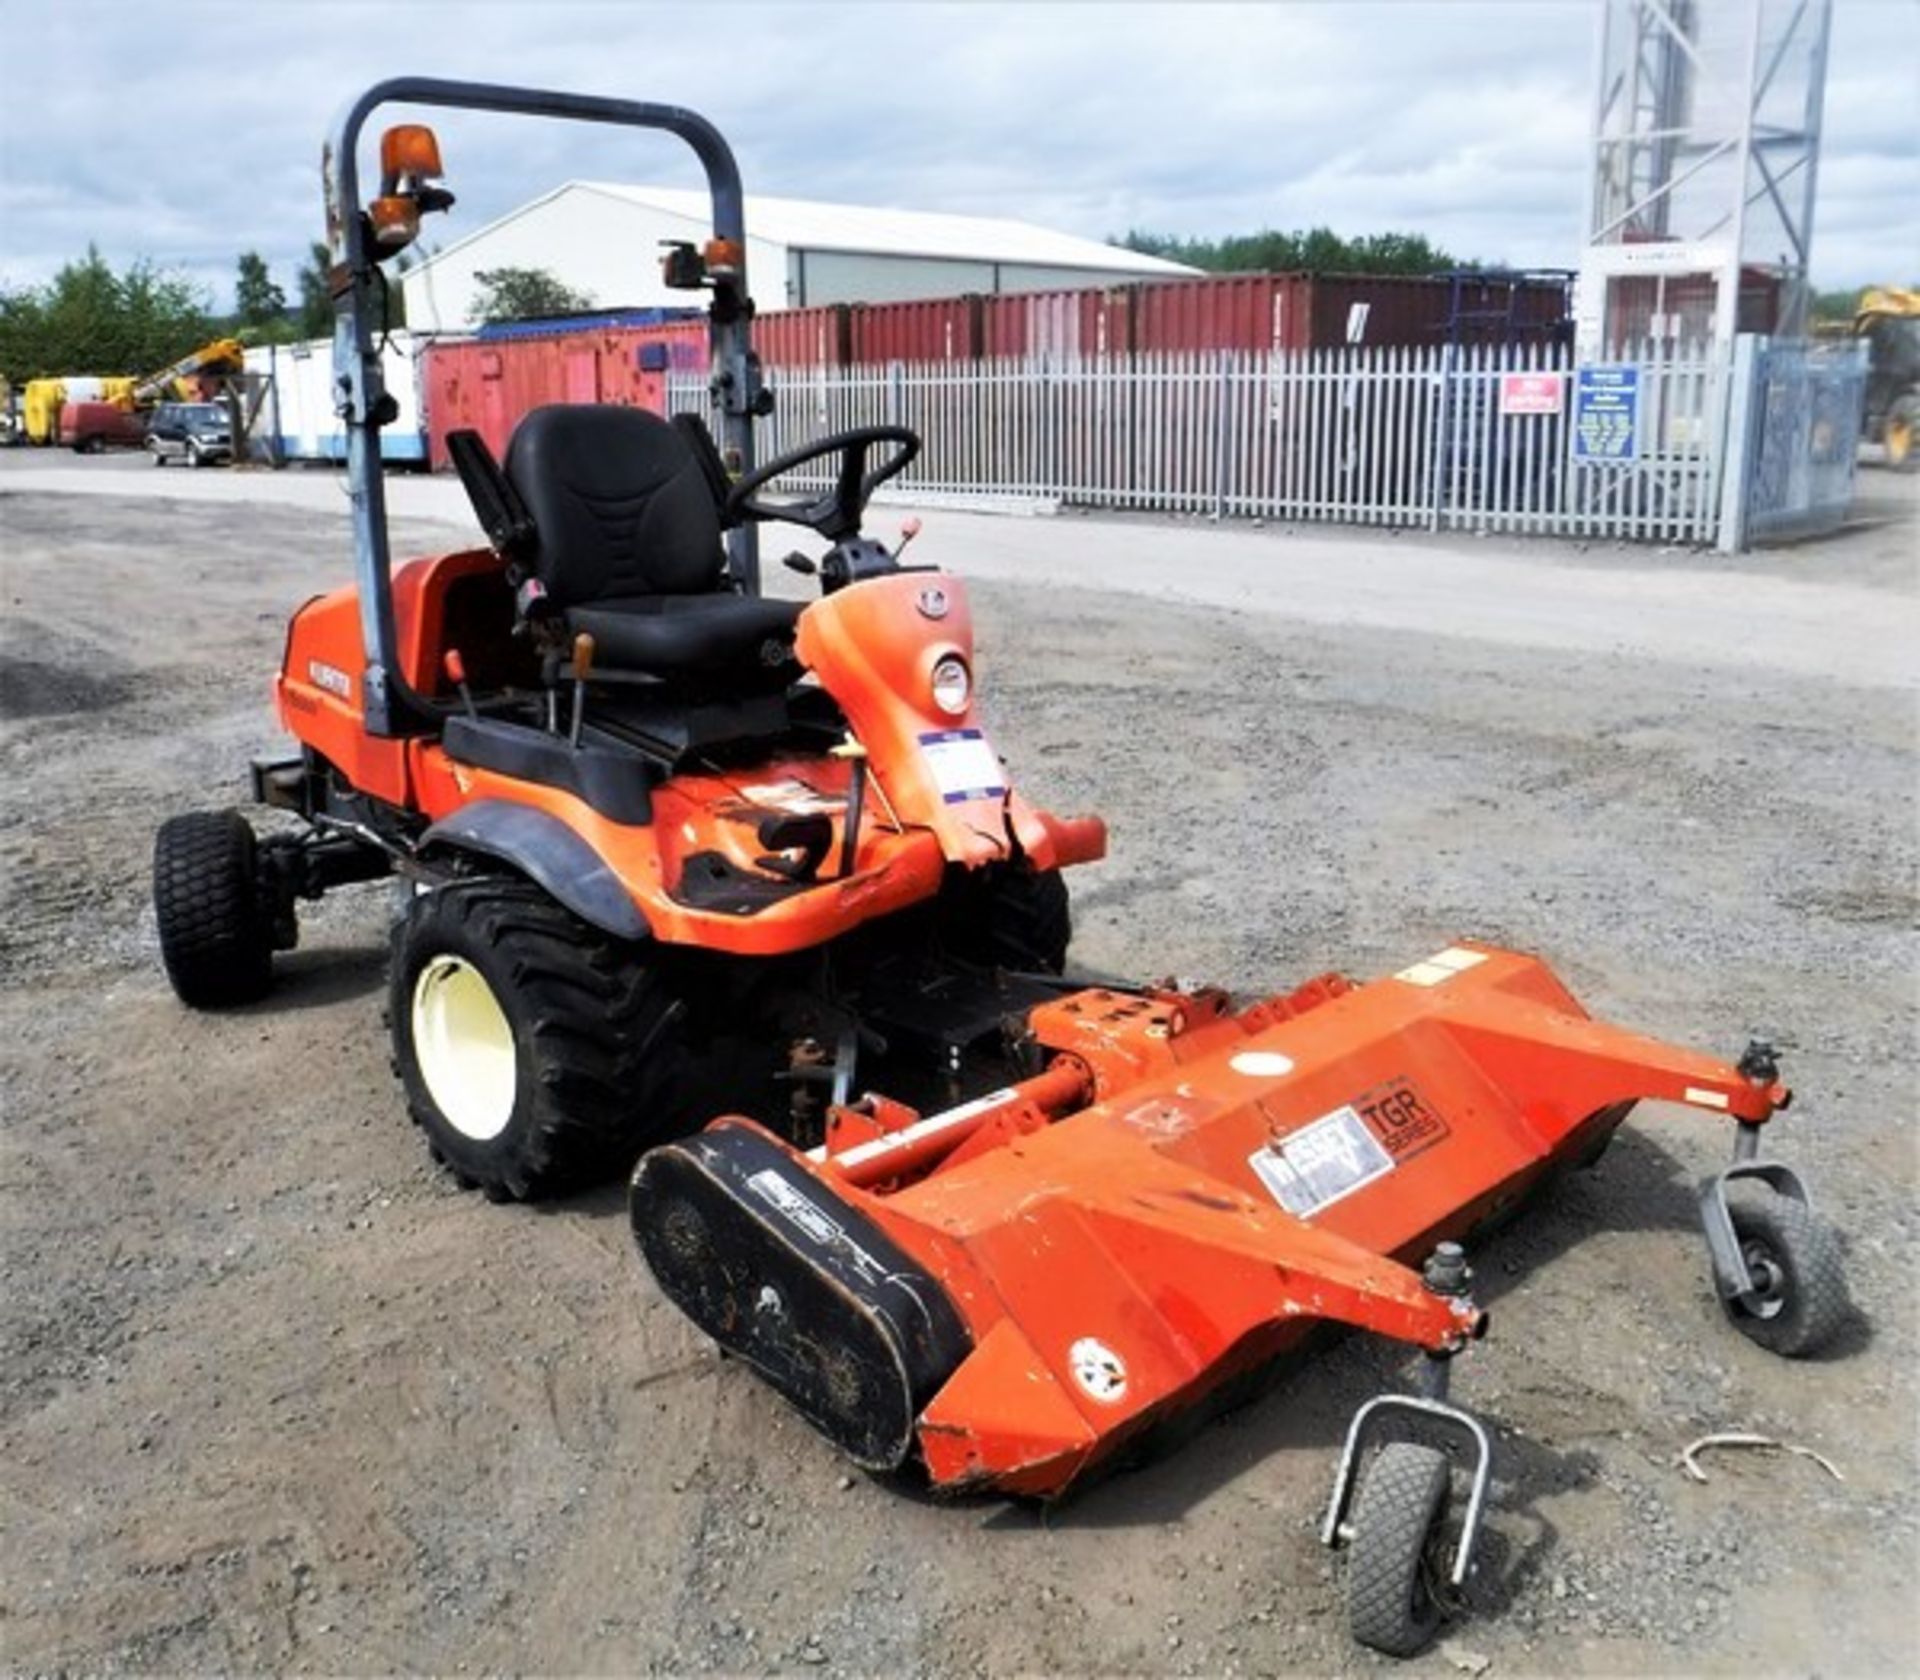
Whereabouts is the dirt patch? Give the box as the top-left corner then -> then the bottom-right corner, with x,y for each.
1,487 -> 1914,1676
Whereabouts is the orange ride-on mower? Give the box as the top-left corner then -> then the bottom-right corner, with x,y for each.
152,81 -> 1851,1658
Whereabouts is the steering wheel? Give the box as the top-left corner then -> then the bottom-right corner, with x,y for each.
724,424 -> 920,542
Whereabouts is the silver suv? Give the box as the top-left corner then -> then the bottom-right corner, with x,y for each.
147,402 -> 233,468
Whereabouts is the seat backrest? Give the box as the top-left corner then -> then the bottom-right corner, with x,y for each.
504,404 -> 725,606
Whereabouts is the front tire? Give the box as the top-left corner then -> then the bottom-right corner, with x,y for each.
390,878 -> 697,1202
1347,1442 -> 1453,1657
1721,1188 -> 1849,1356
153,810 -> 275,1008
940,863 -> 1072,973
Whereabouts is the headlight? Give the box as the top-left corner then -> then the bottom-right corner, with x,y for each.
930,655 -> 971,716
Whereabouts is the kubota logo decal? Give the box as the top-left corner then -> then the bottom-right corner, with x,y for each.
307,659 -> 352,699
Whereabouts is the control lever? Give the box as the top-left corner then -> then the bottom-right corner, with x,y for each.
567,631 -> 595,749
830,737 -> 869,879
893,516 -> 923,560
443,648 -> 478,720
782,551 -> 818,576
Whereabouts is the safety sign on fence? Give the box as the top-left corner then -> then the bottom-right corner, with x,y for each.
1498,372 -> 1565,416
1573,364 -> 1640,461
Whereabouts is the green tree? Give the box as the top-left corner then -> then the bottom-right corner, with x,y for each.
0,246 -> 213,385
471,266 -> 593,323
1118,227 -> 1469,276
235,251 -> 287,328
296,241 -> 333,338
1810,285 -> 1864,325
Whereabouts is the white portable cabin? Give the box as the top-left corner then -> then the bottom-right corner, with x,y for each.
246,333 -> 433,465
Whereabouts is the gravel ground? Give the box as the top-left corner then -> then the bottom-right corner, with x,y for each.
1,461 -> 1914,1676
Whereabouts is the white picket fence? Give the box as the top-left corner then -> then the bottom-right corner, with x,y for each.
672,340 -> 1735,545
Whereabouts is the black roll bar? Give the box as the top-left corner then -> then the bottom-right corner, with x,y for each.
323,77 -> 763,735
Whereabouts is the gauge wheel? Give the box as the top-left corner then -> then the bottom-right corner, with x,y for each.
390,877 -> 699,1202
1348,1442 -> 1454,1657
1721,1187 -> 1850,1357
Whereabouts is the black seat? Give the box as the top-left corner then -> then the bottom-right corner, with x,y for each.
503,404 -> 799,686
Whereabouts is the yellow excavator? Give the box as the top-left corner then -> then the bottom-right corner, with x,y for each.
1855,287 -> 1920,472
14,337 -> 246,446
132,335 -> 246,405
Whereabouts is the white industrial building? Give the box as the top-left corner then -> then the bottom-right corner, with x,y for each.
399,182 -> 1196,330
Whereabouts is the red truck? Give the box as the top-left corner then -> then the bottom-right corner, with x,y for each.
61,400 -> 147,453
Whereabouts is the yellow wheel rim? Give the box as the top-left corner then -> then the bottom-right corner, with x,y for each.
411,954 -> 517,1140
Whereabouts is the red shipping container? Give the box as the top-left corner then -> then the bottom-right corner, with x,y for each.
979,287 -> 1131,359
848,295 -> 981,363
424,321 -> 714,469
753,304 -> 849,368
1130,274 -> 1295,353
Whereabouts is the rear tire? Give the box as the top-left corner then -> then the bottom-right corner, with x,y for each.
153,810 -> 275,1008
1348,1442 -> 1453,1657
390,878 -> 698,1202
941,863 -> 1072,973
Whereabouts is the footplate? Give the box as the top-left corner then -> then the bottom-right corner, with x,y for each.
630,1123 -> 972,1471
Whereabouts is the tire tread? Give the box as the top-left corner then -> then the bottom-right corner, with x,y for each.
1723,1189 -> 1850,1357
153,811 -> 273,1008
1349,1441 -> 1452,1657
393,878 -> 695,1201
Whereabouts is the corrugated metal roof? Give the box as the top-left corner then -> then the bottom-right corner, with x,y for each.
572,182 -> 1196,275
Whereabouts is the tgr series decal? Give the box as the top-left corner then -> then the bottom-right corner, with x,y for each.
1353,1077 -> 1451,1165
1249,1078 -> 1452,1216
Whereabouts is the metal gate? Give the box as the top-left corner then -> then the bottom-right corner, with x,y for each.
1737,340 -> 1869,544
667,340 -> 1786,549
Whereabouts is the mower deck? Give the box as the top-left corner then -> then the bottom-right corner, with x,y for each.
633,940 -> 1790,1498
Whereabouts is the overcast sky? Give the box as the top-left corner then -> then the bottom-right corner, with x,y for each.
2,0 -> 1914,306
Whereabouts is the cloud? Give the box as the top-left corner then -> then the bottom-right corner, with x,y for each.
1,0 -> 1912,306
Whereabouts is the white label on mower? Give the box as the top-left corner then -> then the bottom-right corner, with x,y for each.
741,777 -> 843,815
1249,1105 -> 1396,1218
919,728 -> 1007,805
1069,1337 -> 1128,1404
1394,946 -> 1488,987
1684,1087 -> 1731,1110
744,1168 -> 887,1284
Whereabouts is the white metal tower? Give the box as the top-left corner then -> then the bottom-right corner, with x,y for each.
1578,0 -> 1832,353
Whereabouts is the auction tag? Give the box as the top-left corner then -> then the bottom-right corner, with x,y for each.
1249,1104 -> 1395,1217
918,728 -> 1006,804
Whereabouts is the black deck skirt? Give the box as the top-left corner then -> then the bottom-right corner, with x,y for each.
630,1124 -> 972,1471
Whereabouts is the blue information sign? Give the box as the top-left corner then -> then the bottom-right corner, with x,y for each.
1573,364 -> 1640,462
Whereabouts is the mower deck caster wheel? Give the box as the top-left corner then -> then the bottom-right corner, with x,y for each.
1721,1188 -> 1849,1357
153,810 -> 276,1008
1347,1442 -> 1455,1657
